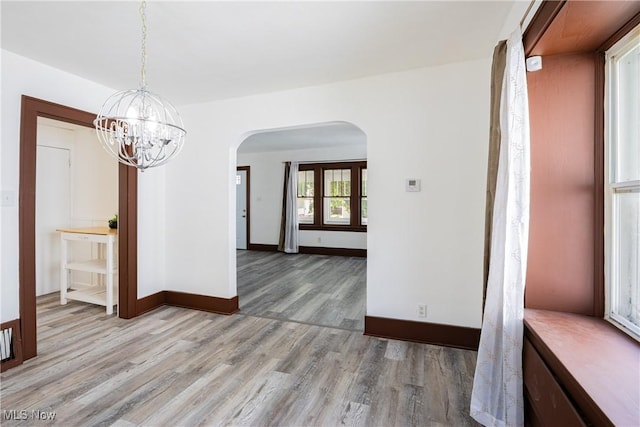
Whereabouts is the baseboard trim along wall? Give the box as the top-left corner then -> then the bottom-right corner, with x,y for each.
247,244 -> 278,252
247,243 -> 367,257
137,292 -> 239,316
364,316 -> 481,350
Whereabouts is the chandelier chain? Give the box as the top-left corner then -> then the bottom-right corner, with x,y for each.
139,0 -> 147,89
94,0 -> 186,171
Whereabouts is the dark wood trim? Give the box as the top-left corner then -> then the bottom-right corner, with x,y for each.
247,243 -> 279,252
299,246 -> 366,257
0,319 -> 23,372
246,244 -> 366,257
136,292 -> 166,316
118,162 -> 138,319
136,291 -> 239,316
523,0 -> 566,56
165,291 -> 239,315
592,12 -> 640,317
364,316 -> 480,350
523,337 -> 586,426
524,309 -> 640,427
18,95 -> 138,360
298,161 -> 367,232
593,51 -> 606,318
598,11 -> 640,52
299,224 -> 367,233
237,166 -> 251,249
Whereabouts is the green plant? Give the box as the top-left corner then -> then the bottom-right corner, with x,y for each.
108,213 -> 118,229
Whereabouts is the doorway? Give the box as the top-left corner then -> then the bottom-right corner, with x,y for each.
18,96 -> 138,361
236,166 -> 250,250
234,121 -> 367,331
35,142 -> 71,297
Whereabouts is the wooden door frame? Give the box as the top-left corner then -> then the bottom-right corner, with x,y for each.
19,95 -> 138,361
236,166 -> 251,249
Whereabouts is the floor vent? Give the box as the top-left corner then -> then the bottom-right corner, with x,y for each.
1,320 -> 23,372
1,327 -> 16,362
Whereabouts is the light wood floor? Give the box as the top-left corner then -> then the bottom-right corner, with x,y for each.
237,251 -> 366,331
0,294 -> 479,426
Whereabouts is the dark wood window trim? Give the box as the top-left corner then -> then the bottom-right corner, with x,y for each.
522,4 -> 640,425
18,95 -> 138,361
298,161 -> 367,232
524,4 -> 640,318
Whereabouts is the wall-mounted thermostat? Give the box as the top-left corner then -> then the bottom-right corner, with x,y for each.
406,179 -> 421,192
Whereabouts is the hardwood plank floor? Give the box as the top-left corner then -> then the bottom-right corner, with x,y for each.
237,251 -> 366,331
1,294 -> 479,426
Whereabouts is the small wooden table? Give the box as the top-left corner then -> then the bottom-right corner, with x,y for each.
57,227 -> 117,315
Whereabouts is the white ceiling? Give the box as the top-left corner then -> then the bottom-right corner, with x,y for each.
1,1 -> 523,107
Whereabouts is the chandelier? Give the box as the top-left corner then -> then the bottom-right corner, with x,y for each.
94,0 -> 186,171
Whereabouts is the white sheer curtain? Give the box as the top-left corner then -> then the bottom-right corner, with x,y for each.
470,27 -> 530,427
283,161 -> 299,253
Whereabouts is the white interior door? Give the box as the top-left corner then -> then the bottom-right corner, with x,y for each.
236,169 -> 248,249
36,145 -> 71,296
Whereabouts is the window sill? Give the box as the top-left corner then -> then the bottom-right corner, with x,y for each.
299,224 -> 367,233
524,309 -> 640,426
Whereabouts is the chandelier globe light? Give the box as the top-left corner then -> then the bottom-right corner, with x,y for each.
94,0 -> 186,171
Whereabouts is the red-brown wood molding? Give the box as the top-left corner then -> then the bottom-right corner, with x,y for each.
524,309 -> 640,427
137,291 -> 239,316
364,316 -> 480,350
18,95 -> 138,360
523,2 -> 640,317
524,1 -> 640,56
246,244 -> 366,257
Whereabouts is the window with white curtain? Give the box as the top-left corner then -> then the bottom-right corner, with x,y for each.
605,24 -> 640,339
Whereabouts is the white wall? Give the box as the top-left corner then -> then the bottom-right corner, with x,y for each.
1,50 -> 165,321
238,144 -> 367,249
165,58 -> 490,328
36,119 -> 118,295
36,119 -> 118,228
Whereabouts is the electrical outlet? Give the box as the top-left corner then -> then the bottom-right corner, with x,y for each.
418,304 -> 427,318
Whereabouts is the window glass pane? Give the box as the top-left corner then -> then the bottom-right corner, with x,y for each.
297,197 -> 314,224
612,191 -> 640,331
361,197 -> 368,225
616,43 -> 640,182
297,170 -> 314,197
323,197 -> 350,224
362,168 -> 367,197
324,169 -> 351,197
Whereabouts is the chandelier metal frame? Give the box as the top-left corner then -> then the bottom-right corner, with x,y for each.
94,0 -> 186,171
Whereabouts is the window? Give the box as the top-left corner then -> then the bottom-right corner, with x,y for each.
323,169 -> 351,224
605,25 -> 640,338
297,169 -> 314,224
297,161 -> 367,231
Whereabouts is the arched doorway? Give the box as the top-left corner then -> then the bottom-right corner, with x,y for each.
233,121 -> 368,330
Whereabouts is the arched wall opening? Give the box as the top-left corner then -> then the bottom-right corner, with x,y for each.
231,121 -> 368,330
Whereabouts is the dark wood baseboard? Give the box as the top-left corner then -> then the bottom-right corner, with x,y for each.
247,243 -> 278,252
136,292 -> 239,316
364,316 -> 481,350
136,292 -> 167,316
299,246 -> 366,257
246,243 -> 366,257
1,319 -> 23,372
165,291 -> 239,315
